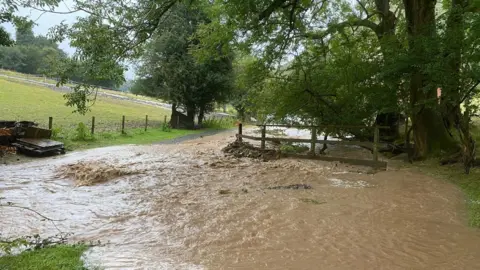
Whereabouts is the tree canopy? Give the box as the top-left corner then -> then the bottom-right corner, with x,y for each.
131,4 -> 233,128
7,0 -> 480,167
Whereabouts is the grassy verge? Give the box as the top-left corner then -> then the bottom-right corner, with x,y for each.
58,127 -> 209,150
0,245 -> 88,270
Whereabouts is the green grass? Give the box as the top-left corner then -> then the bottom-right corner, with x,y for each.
202,117 -> 237,129
0,78 -> 170,129
0,69 -> 164,103
0,245 -> 88,270
60,127 -> 206,150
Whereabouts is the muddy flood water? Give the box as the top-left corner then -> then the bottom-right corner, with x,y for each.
2,131 -> 480,269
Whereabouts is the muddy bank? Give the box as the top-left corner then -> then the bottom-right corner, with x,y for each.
1,131 -> 480,269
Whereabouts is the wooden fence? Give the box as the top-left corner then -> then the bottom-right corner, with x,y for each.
236,123 -> 389,169
45,115 -> 170,135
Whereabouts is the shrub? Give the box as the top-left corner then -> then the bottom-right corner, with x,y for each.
73,122 -> 92,141
202,117 -> 236,129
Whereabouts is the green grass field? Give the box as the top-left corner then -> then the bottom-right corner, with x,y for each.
0,69 -> 166,103
0,245 -> 88,270
0,78 -> 170,130
0,78 -> 218,149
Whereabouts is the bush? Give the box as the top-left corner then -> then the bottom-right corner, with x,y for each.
73,122 -> 92,141
51,126 -> 64,140
162,121 -> 171,132
280,143 -> 309,154
202,117 -> 236,129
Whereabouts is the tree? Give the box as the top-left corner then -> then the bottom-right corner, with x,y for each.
230,55 -> 269,122
12,0 -> 480,163
132,4 -> 233,128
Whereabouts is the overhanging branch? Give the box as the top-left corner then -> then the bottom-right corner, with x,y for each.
304,17 -> 379,40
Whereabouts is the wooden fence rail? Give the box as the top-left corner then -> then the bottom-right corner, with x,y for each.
236,123 -> 387,169
46,115 -> 166,135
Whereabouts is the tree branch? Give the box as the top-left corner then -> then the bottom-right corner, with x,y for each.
259,0 -> 290,21
356,0 -> 370,17
304,17 -> 379,40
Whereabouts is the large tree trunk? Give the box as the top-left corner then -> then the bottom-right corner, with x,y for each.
198,106 -> 205,126
403,0 -> 458,159
443,0 -> 475,172
170,103 -> 178,128
185,104 -> 196,129
373,0 -> 404,140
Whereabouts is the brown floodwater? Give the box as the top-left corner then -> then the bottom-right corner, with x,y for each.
1,131 -> 480,269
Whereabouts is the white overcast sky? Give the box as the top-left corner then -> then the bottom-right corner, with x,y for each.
1,1 -> 135,79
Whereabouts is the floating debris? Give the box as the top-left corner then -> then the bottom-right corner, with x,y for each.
222,141 -> 280,160
57,161 -> 140,186
299,198 -> 326,205
267,184 -> 312,190
328,178 -> 375,188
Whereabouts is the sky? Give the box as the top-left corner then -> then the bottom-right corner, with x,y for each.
1,2 -> 135,80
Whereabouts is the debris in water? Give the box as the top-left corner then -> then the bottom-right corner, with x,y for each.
222,141 -> 280,160
267,184 -> 312,190
299,198 -> 326,205
57,161 -> 140,186
328,178 -> 375,188
219,189 -> 231,195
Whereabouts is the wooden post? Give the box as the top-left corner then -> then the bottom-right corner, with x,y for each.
164,115 -> 167,125
310,127 -> 316,156
261,125 -> 266,149
238,123 -> 243,142
91,116 -> 95,135
404,117 -> 409,148
145,115 -> 148,131
48,117 -> 53,130
373,125 -> 379,161
176,115 -> 180,128
122,115 -> 126,134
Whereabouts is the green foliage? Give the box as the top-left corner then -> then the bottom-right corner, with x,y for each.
73,122 -> 92,141
0,24 -> 66,75
161,121 -> 171,132
202,117 -> 236,129
280,143 -> 309,154
62,127 -> 204,150
132,4 -> 233,123
51,126 -> 64,140
230,55 -> 269,121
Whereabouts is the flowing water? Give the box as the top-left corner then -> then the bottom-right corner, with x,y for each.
1,131 -> 480,269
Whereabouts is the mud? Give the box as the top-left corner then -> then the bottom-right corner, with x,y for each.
57,161 -> 141,186
222,140 -> 280,160
2,130 -> 480,269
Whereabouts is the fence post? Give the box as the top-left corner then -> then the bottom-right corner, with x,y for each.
238,123 -> 243,142
91,116 -> 95,135
48,117 -> 53,130
373,125 -> 379,161
310,127 -> 316,156
164,115 -> 167,126
261,125 -> 266,149
177,115 -> 180,128
145,115 -> 148,131
122,115 -> 126,134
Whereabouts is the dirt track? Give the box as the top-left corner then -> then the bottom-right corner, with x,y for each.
1,131 -> 480,269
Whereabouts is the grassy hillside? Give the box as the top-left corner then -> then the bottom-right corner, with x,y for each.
0,69 -> 164,103
0,78 -> 170,131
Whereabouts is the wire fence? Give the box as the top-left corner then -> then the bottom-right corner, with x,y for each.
34,115 -> 170,140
